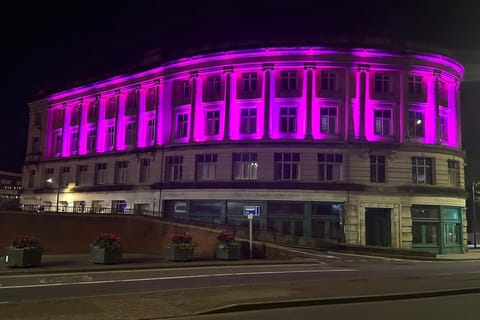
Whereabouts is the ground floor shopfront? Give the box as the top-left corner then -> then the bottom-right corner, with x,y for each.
21,189 -> 467,254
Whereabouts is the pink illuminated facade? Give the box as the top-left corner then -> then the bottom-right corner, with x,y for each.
22,47 -> 467,253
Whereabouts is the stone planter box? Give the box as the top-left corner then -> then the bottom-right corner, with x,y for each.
90,246 -> 122,264
166,246 -> 194,262
215,244 -> 241,260
5,247 -> 42,267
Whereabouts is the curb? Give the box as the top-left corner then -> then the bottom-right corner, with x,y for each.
198,287 -> 480,315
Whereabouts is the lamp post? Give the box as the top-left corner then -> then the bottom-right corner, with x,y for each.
46,178 -> 60,213
473,182 -> 478,249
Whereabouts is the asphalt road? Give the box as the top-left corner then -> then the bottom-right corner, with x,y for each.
1,251 -> 480,303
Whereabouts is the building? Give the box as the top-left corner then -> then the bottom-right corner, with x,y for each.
21,47 -> 466,253
0,171 -> 22,209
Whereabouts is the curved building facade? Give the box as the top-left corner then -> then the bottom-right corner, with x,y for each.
22,47 -> 466,253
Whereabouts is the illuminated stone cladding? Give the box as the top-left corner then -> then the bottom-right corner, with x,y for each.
22,47 -> 467,253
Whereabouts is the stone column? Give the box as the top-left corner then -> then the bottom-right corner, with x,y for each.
223,66 -> 233,141
153,79 -> 161,145
95,95 -> 104,153
304,63 -> 316,139
455,80 -> 462,149
136,85 -> 144,148
189,71 -> 198,143
357,64 -> 369,140
61,102 -> 69,157
345,68 -> 354,141
114,89 -> 121,150
433,70 -> 441,145
78,98 -> 86,155
398,71 -> 407,143
343,201 -> 360,245
262,63 -> 274,139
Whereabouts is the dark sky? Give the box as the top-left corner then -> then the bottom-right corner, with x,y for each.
2,0 -> 480,173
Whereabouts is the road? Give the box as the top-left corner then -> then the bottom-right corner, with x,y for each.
1,251 -> 480,319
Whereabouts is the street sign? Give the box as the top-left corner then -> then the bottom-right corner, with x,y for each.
243,205 -> 260,216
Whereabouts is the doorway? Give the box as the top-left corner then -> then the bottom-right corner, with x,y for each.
365,208 -> 391,247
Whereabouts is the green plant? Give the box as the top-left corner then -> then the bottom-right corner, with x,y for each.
169,232 -> 196,249
10,234 -> 41,250
91,233 -> 121,251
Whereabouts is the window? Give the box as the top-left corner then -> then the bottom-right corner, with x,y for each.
318,153 -> 343,181
60,166 -> 70,187
181,80 -> 190,100
71,105 -> 80,125
408,111 -> 424,138
147,119 -> 155,145
76,165 -> 88,186
139,159 -> 151,183
87,128 -> 96,153
439,81 -> 448,105
105,96 -> 117,119
448,160 -> 460,187
412,157 -> 434,185
106,126 -> 115,150
165,156 -> 183,182
125,91 -> 138,115
411,205 -> 440,246
280,106 -> 297,133
281,71 -> 297,90
274,152 -> 300,180
440,113 -> 448,142
114,161 -> 128,184
374,109 -> 392,136
146,86 -> 158,111
206,110 -> 220,136
240,108 -> 257,134
32,137 -> 40,154
321,71 -> 336,90
70,131 -> 78,155
243,72 -> 257,92
320,107 -> 337,134
370,155 -> 385,183
34,112 -> 41,126
176,113 -> 189,138
375,74 -> 390,93
53,109 -> 64,128
88,101 -> 98,123
408,75 -> 423,95
206,75 -> 221,97
196,153 -> 217,181
233,153 -> 258,180
95,163 -> 107,185
54,131 -> 62,156
28,170 -> 35,188
125,122 -> 136,147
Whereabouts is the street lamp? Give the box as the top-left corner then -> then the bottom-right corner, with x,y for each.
472,182 -> 479,249
46,178 -> 60,213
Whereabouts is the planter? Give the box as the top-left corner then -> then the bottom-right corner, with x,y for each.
167,246 -> 194,262
5,247 -> 42,267
215,244 -> 241,260
90,246 -> 122,264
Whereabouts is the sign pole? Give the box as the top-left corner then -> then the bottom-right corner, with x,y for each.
248,214 -> 253,259
473,182 -> 477,249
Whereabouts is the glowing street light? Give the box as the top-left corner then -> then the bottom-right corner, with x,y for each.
46,178 -> 60,213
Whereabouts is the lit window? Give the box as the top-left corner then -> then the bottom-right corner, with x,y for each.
233,153 -> 258,180
374,109 -> 392,136
320,107 -> 337,134
408,111 -> 424,138
125,122 -> 136,147
412,157 -> 433,185
106,126 -> 115,150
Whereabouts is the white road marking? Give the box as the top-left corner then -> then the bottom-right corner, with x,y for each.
0,269 -> 356,290
288,249 -> 340,259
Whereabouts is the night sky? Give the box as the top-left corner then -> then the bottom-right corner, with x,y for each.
2,0 -> 480,176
